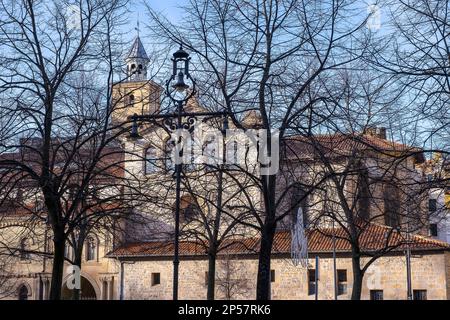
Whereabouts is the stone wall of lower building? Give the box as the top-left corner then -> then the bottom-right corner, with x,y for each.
121,252 -> 449,300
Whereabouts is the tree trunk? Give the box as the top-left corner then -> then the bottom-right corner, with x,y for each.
71,249 -> 83,300
49,232 -> 65,300
256,223 -> 275,300
206,248 -> 217,300
351,255 -> 364,300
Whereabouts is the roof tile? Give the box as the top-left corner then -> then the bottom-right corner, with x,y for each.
109,223 -> 450,258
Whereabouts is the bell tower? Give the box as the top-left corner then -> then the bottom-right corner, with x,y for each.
111,33 -> 162,124
125,36 -> 149,82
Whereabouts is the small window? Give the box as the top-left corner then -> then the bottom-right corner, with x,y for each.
151,273 -> 160,286
128,94 -> 135,106
429,199 -> 437,212
20,238 -> 30,260
308,269 -> 316,296
270,270 -> 275,283
85,237 -> 96,261
179,195 -> 200,224
430,223 -> 438,237
337,270 -> 347,295
144,147 -> 159,174
413,290 -> 427,300
370,290 -> 383,300
205,271 -> 208,286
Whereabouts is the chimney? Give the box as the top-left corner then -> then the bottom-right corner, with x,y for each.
376,127 -> 386,139
364,126 -> 387,140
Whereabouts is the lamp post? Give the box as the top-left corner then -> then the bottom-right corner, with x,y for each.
128,46 -> 228,300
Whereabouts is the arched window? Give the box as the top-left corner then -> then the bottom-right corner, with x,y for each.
18,284 -> 29,300
384,183 -> 400,228
85,237 -> 97,261
203,135 -> 218,169
144,146 -> 159,174
20,238 -> 30,260
64,244 -> 73,260
183,136 -> 196,172
357,169 -> 371,220
15,188 -> 23,203
291,183 -> 309,228
226,140 -> 239,167
179,195 -> 200,223
68,184 -> 78,201
127,94 -> 135,106
165,139 -> 176,172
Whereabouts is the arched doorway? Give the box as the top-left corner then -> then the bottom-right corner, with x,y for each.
18,284 -> 29,300
61,276 -> 97,300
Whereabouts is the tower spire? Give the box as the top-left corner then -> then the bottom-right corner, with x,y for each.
125,24 -> 149,82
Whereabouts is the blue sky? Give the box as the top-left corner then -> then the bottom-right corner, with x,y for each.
124,0 -> 184,35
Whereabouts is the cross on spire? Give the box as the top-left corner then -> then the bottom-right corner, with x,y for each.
135,15 -> 140,37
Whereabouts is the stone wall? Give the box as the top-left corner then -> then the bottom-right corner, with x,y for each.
121,252 -> 449,300
0,217 -> 119,300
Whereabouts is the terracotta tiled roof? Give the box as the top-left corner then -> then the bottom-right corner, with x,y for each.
109,223 -> 450,258
283,133 -> 424,162
0,144 -> 125,182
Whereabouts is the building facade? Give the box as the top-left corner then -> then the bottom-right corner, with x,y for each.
111,228 -> 450,300
1,36 -> 448,301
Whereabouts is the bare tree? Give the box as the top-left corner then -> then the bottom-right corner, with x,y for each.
374,0 -> 450,149
146,0 -> 377,299
282,64 -> 433,299
0,0 -> 134,299
216,254 -> 252,300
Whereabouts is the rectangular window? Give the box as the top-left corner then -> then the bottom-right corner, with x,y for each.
270,270 -> 275,283
370,290 -> 383,300
430,223 -> 438,237
413,290 -> 427,300
337,270 -> 347,295
308,269 -> 316,296
151,273 -> 160,286
429,199 -> 437,212
205,271 -> 208,286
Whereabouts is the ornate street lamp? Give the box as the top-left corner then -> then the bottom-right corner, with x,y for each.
165,47 -> 196,301
127,45 -> 228,300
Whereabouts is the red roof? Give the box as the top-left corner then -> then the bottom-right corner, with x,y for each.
283,133 -> 424,162
109,223 -> 450,258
